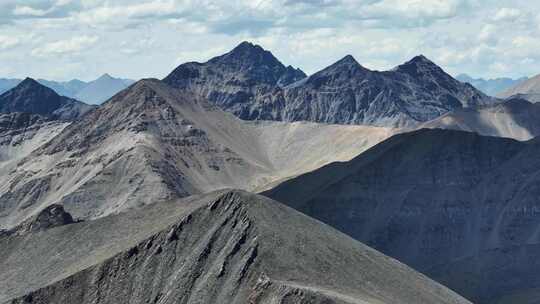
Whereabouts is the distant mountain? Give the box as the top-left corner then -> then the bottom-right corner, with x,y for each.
456,74 -> 527,96
37,78 -> 87,98
0,78 -> 395,229
422,97 -> 540,140
499,74 -> 540,102
0,75 -> 135,104
165,42 -> 495,127
0,78 -> 21,95
265,128 -> 540,304
75,73 -> 135,104
0,190 -> 471,304
0,78 -> 94,120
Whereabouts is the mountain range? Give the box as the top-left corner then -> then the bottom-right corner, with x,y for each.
0,74 -> 135,105
456,74 -> 528,96
165,42 -> 495,127
2,41 -> 540,304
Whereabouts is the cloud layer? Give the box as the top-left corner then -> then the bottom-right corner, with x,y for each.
0,0 -> 537,80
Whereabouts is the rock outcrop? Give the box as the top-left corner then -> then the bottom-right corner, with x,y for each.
0,204 -> 74,237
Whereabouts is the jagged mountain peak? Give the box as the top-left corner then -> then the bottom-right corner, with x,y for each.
163,42 -> 307,112
409,54 -> 432,63
11,77 -> 58,96
0,76 -> 93,120
96,73 -> 114,81
338,54 -> 360,64
309,55 -> 368,78
0,77 -> 64,115
210,41 -> 280,67
320,54 -> 370,75
18,77 -> 43,87
231,40 -> 264,53
395,54 -> 443,74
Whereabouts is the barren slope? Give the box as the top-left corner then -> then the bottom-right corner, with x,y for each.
499,74 -> 540,102
265,129 -> 540,304
0,113 -> 68,166
422,98 -> 540,140
0,190 -> 470,304
0,79 -> 395,229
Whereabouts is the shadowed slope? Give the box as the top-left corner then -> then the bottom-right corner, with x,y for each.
265,129 -> 540,303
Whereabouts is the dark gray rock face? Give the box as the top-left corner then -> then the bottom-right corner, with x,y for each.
277,55 -> 492,127
1,204 -> 74,237
0,113 -> 46,132
0,190 -> 470,304
265,129 -> 540,304
164,41 -> 307,121
0,78 -> 94,121
164,42 -> 494,127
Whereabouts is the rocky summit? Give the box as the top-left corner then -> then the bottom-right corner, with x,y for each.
165,43 -> 494,127
163,41 -> 306,120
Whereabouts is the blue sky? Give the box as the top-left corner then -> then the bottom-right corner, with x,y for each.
0,0 -> 538,81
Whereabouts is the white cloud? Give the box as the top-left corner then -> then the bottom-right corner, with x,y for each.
478,24 -> 497,45
360,0 -> 464,19
493,8 -> 522,22
0,0 -> 539,80
13,5 -> 52,16
0,35 -> 19,50
31,35 -> 99,57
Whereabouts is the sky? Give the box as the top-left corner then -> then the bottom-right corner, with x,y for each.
0,0 -> 539,81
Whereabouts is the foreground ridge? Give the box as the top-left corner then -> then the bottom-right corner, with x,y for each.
0,190 -> 470,304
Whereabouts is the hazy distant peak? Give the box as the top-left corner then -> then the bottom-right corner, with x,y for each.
97,73 -> 114,80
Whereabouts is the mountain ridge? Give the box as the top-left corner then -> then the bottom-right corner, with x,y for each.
0,78 -> 93,121
0,190 -> 471,304
165,42 -> 495,127
499,74 -> 540,102
0,78 -> 396,229
0,75 -> 135,105
265,128 -> 540,304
